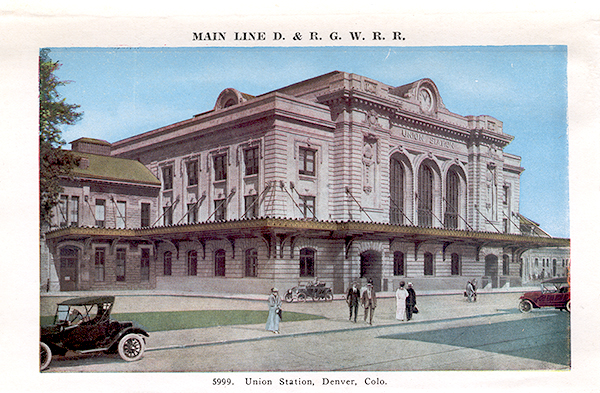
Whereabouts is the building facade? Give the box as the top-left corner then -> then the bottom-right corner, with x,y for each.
43,71 -> 569,294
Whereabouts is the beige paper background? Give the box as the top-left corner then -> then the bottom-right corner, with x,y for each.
1,2 -> 599,391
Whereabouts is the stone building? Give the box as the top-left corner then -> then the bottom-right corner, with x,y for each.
43,71 -> 569,294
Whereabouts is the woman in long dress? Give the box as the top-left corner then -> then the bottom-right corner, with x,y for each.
395,282 -> 409,321
266,287 -> 282,333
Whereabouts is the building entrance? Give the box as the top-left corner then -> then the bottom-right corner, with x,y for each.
485,254 -> 499,288
360,250 -> 382,292
59,246 -> 79,291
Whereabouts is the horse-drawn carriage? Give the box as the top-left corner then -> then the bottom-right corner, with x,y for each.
285,281 -> 333,302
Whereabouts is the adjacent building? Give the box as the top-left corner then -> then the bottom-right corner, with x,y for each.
42,71 -> 569,294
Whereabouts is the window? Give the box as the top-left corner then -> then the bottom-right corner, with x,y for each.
163,205 -> 173,226
116,201 -> 126,229
214,154 -> 227,181
188,251 -> 197,276
451,253 -> 461,276
300,195 -> 315,219
299,147 -> 316,176
444,170 -> 459,229
95,248 -> 105,281
163,251 -> 172,276
393,251 -> 405,276
244,195 -> 258,218
141,249 -> 150,281
389,157 -> 404,225
503,254 -> 510,276
187,203 -> 198,224
535,258 -> 539,267
503,218 -> 509,233
215,249 -> 226,277
245,248 -> 258,277
70,196 -> 79,226
58,195 -> 69,227
141,203 -> 151,227
214,199 -> 226,221
424,252 -> 434,276
418,165 -> 433,227
187,160 -> 198,186
244,147 -> 259,176
95,199 -> 105,228
300,248 -> 315,277
116,248 -> 126,282
503,185 -> 510,205
162,166 -> 173,190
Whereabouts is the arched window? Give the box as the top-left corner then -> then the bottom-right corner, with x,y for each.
215,249 -> 226,277
445,170 -> 460,229
393,251 -> 405,276
390,156 -> 404,225
503,254 -> 510,276
164,251 -> 172,276
418,165 -> 433,227
187,250 -> 197,276
451,253 -> 461,275
245,248 -> 258,277
299,248 -> 315,277
424,252 -> 434,276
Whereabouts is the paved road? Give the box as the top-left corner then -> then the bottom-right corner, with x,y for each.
43,292 -> 570,372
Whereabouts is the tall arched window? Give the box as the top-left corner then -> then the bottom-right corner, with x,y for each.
215,249 -> 226,277
503,254 -> 510,276
393,251 -> 405,276
390,156 -> 404,225
445,170 -> 460,229
451,253 -> 461,275
418,165 -> 433,227
245,248 -> 257,277
187,250 -> 197,276
164,251 -> 172,276
424,252 -> 434,276
300,248 -> 315,277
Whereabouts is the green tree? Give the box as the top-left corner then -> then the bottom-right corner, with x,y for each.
39,49 -> 83,227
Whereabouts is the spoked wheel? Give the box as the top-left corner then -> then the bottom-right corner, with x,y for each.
40,342 -> 52,371
298,293 -> 306,302
118,333 -> 145,362
519,299 -> 533,313
325,292 -> 333,302
284,293 -> 294,303
566,300 -> 571,313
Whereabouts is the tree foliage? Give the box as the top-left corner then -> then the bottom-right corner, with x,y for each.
39,49 -> 83,227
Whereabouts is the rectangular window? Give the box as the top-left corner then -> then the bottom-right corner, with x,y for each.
214,199 -> 226,221
140,249 -> 150,281
95,248 -> 105,282
187,160 -> 198,186
162,166 -> 173,190
95,199 -> 105,228
116,201 -> 126,229
244,195 -> 258,218
116,248 -> 126,282
58,195 -> 68,227
163,206 -> 173,226
70,196 -> 79,226
503,185 -> 510,205
299,147 -> 316,176
244,147 -> 259,176
503,218 -> 509,233
300,195 -> 315,219
393,251 -> 405,276
187,203 -> 198,224
141,203 -> 151,227
214,154 -> 227,181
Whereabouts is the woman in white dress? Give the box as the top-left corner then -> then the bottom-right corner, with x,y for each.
266,288 -> 282,333
395,281 -> 409,321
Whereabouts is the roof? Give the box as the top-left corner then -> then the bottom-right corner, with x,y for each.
69,152 -> 161,187
59,296 -> 115,306
517,213 -> 551,237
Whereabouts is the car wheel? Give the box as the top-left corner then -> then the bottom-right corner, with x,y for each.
566,300 -> 571,313
298,293 -> 306,302
325,293 -> 333,302
40,342 -> 52,371
118,333 -> 145,362
284,293 -> 294,303
519,299 -> 533,313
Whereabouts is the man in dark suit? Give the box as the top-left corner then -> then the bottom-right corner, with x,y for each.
361,281 -> 377,325
406,282 -> 417,321
346,281 -> 360,322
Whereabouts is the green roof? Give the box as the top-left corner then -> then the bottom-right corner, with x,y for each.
69,152 -> 161,186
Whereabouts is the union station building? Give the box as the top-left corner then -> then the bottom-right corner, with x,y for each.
41,71 -> 570,294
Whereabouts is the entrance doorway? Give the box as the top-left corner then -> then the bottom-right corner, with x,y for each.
59,246 -> 79,291
485,254 -> 499,288
360,250 -> 382,291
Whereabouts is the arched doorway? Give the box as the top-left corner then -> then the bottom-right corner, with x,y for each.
360,250 -> 382,291
485,254 -> 499,288
59,246 -> 79,291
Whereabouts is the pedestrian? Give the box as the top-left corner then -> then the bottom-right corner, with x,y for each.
266,287 -> 282,334
466,279 -> 477,302
406,282 -> 417,321
346,281 -> 360,323
395,281 -> 409,321
361,281 -> 377,325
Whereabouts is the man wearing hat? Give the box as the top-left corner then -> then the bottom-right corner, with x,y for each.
361,280 -> 377,325
406,283 -> 417,321
346,281 -> 360,323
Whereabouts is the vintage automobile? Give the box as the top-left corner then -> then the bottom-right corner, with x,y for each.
40,296 -> 149,371
285,281 -> 333,302
518,277 -> 570,313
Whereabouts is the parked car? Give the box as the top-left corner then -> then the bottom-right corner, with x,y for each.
518,277 -> 570,313
40,296 -> 149,371
285,281 -> 333,302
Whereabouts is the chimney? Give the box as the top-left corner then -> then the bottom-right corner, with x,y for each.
71,137 -> 112,156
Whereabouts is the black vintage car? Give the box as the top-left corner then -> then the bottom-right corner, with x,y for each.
40,296 -> 149,371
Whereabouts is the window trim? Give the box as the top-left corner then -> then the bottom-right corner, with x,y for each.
298,147 -> 316,176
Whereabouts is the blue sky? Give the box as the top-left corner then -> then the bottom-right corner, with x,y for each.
47,46 -> 569,238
